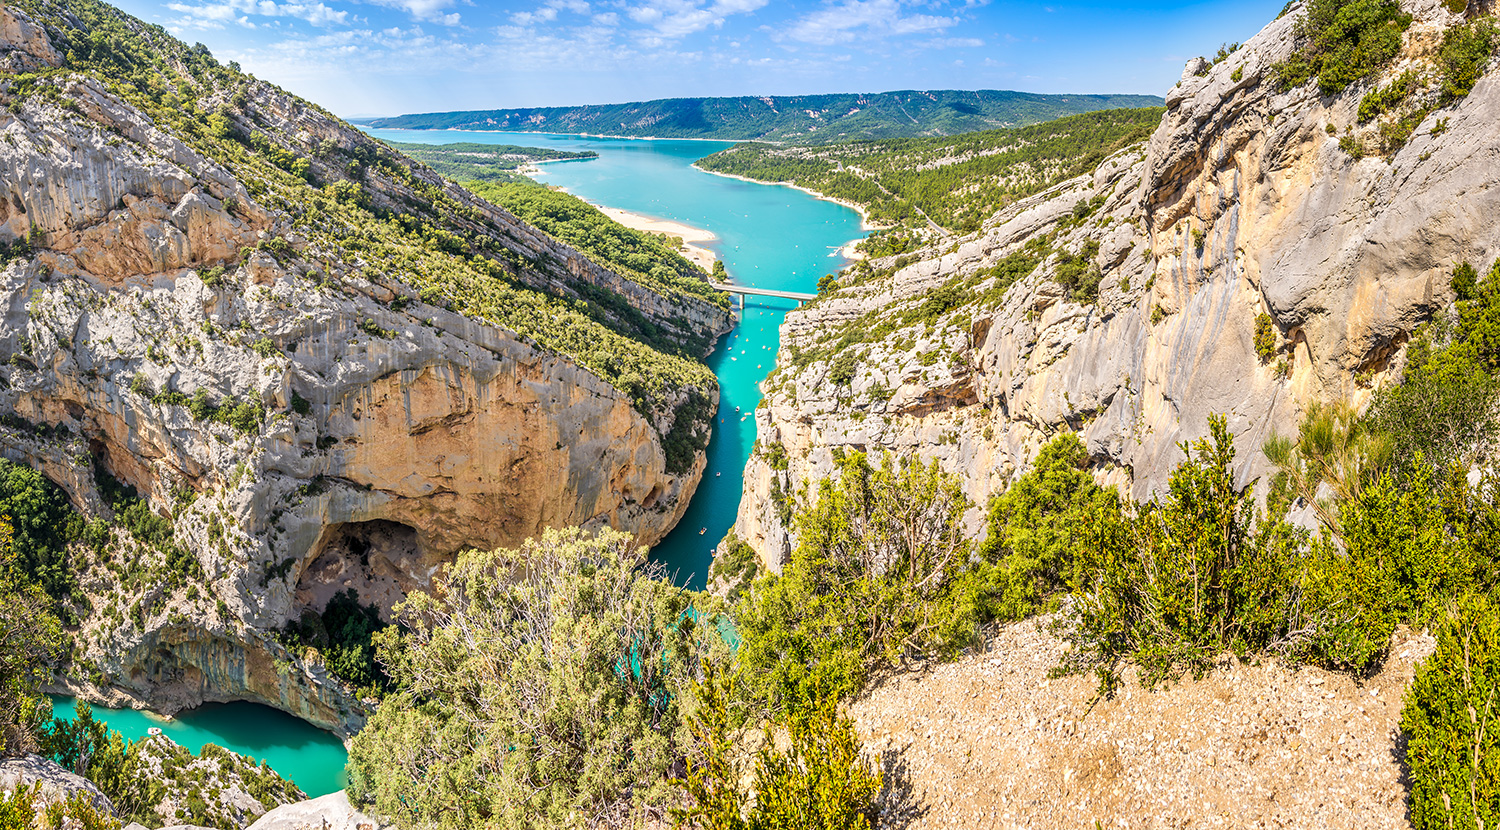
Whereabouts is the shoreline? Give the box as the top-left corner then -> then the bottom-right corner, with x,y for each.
520,177 -> 720,271
586,201 -> 720,271
364,125 -> 767,144
596,205 -> 719,272
690,165 -> 884,236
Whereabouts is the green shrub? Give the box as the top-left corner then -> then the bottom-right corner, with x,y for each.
128,373 -> 153,398
1369,261 -> 1500,473
978,433 -> 1114,621
1303,465 -> 1500,671
1254,312 -> 1278,362
1068,416 -> 1313,693
1404,594 -> 1500,830
733,452 -> 979,710
675,663 -> 882,830
347,527 -> 725,829
1054,239 -> 1102,303
1264,400 -> 1392,532
1438,18 -> 1498,105
1358,69 -> 1419,123
828,352 -> 856,386
289,390 -> 312,416
0,517 -> 63,757
357,319 -> 394,339
1454,261 -> 1481,301
1274,0 -> 1412,95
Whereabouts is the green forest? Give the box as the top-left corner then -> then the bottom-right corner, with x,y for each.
389,141 -> 720,310
696,107 -> 1163,235
363,89 -> 1165,144
382,141 -> 596,182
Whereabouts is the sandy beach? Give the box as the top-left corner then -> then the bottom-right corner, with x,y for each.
690,165 -> 886,233
593,205 -> 720,271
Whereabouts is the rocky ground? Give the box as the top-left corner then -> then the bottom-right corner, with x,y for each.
853,616 -> 1432,830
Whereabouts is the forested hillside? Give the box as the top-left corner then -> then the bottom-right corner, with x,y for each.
361,89 -> 1165,143
697,107 -> 1162,242
382,141 -> 595,182
385,142 -> 717,310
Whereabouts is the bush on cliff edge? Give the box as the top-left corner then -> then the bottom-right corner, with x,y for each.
1404,595 -> 1500,830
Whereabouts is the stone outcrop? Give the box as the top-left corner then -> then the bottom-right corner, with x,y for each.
246,792 -> 390,830
738,0 -> 1500,567
0,754 -> 115,819
122,734 -> 304,830
0,0 -> 729,734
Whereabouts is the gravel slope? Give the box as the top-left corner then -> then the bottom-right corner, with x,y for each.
853,616 -> 1435,829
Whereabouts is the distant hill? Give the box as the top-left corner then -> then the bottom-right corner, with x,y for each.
360,90 -> 1166,144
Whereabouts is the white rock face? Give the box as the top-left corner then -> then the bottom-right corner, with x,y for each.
0,3 -> 729,734
737,0 -> 1500,567
246,792 -> 389,830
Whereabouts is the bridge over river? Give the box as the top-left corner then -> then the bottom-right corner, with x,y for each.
710,282 -> 817,302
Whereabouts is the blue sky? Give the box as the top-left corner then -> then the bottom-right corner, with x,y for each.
111,0 -> 1286,117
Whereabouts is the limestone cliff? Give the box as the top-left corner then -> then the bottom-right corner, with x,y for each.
738,0 -> 1500,567
0,0 -> 730,733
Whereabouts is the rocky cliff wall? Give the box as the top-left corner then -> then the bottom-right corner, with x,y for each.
0,0 -> 727,733
738,0 -> 1500,567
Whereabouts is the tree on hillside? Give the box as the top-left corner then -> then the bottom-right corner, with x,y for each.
733,451 -> 979,711
346,527 -> 728,830
0,516 -> 64,757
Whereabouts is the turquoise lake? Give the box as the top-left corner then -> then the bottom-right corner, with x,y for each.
48,696 -> 349,797
365,128 -> 869,587
53,129 -> 865,796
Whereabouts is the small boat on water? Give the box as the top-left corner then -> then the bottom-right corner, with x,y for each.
716,472 -> 721,476
147,727 -> 163,737
699,528 -> 706,535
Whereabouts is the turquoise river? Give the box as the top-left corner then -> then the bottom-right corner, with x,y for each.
53,129 -> 866,796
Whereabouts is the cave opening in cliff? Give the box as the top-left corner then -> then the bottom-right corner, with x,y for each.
294,520 -> 430,622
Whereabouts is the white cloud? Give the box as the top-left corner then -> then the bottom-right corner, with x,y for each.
923,36 -> 983,48
165,0 -> 349,29
367,0 -> 461,24
782,0 -> 956,45
511,6 -> 557,24
620,0 -> 768,40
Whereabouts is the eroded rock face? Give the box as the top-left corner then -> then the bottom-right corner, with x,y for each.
738,0 -> 1500,567
0,2 -> 728,734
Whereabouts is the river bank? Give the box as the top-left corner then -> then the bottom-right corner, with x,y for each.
591,204 -> 720,271
691,165 -> 886,239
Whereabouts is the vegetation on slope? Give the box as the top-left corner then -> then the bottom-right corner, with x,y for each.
1275,0 -> 1499,157
347,527 -> 726,829
363,89 -> 1166,144
380,141 -> 721,320
696,107 -> 1162,237
464,180 -> 716,304
382,141 -> 596,182
7,0 -> 719,430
